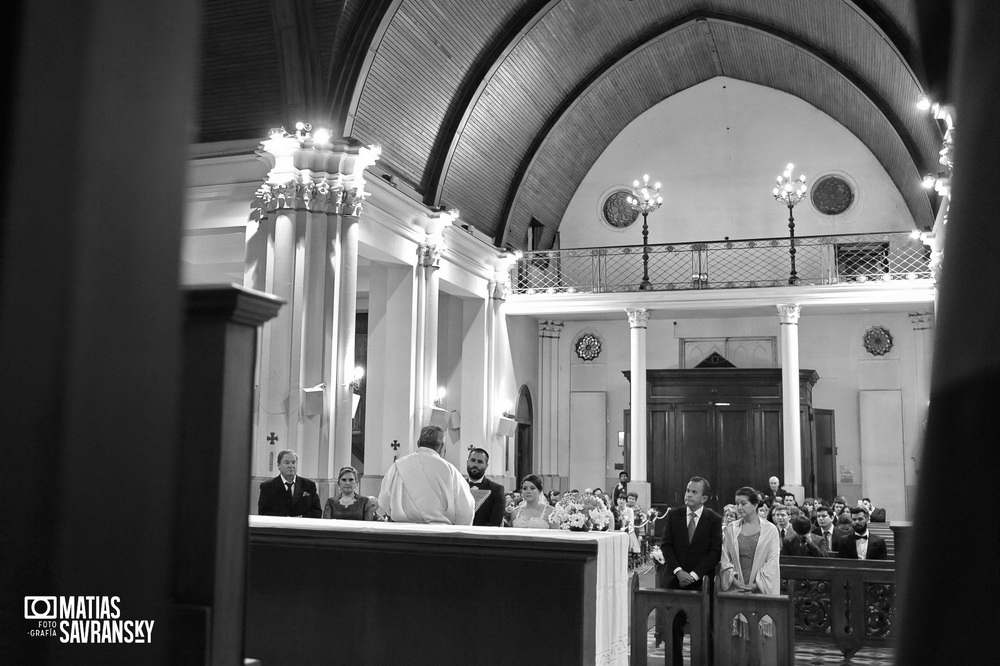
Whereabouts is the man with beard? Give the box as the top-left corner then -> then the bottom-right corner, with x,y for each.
466,447 -> 505,526
837,506 -> 888,560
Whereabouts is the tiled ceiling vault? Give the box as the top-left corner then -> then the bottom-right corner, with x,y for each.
199,0 -> 942,250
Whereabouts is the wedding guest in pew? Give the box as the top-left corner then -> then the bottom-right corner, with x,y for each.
257,449 -> 322,518
834,512 -> 854,544
322,466 -> 377,521
782,492 -> 798,508
837,506 -> 888,560
757,503 -> 771,524
831,496 -> 848,518
861,497 -> 887,523
466,447 -> 505,526
772,506 -> 792,542
763,476 -> 789,507
812,505 -> 839,555
781,516 -> 825,557
720,487 -> 781,661
508,474 -> 556,529
377,425 -> 474,525
657,476 -> 723,662
723,504 -> 739,527
720,486 -> 781,594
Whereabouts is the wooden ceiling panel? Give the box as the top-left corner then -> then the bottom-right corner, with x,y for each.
350,0 -> 536,193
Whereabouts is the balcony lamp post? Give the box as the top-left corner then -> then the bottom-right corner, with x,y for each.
773,163 -> 808,285
627,174 -> 663,291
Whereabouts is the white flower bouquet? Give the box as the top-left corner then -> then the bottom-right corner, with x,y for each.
650,545 -> 665,565
548,491 -> 614,531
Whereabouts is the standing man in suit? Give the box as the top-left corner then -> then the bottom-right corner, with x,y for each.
257,449 -> 322,518
837,506 -> 888,560
657,476 -> 723,664
466,447 -> 505,526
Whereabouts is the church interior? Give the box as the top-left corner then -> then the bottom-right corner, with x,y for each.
3,0 -> 997,663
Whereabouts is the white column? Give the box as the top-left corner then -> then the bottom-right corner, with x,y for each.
626,308 -> 650,489
538,320 -> 563,477
777,304 -> 803,495
247,134 -> 378,490
331,206 -> 360,476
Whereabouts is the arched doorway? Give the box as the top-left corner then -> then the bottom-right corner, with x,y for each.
514,385 -> 533,484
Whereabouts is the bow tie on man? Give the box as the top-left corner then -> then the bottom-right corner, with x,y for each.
855,533 -> 868,540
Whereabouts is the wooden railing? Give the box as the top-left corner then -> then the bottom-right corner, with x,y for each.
781,556 -> 896,660
714,589 -> 795,666
629,574 -> 710,665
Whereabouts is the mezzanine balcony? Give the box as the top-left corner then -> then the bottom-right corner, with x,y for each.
510,232 -> 932,296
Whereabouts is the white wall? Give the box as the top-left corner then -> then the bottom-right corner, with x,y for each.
535,308 -> 931,518
560,77 -> 913,249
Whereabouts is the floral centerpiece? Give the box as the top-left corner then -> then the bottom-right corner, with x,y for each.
548,491 -> 614,531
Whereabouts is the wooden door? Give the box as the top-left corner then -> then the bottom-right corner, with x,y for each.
814,409 -> 837,502
662,403 -> 715,508
714,404 -> 754,511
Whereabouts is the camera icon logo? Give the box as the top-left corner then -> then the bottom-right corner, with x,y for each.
24,596 -> 57,620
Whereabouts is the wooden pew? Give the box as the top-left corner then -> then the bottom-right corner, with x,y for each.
629,574 -> 710,666
713,588 -> 795,666
780,556 -> 895,660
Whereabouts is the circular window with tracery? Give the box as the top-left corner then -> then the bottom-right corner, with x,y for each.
811,175 -> 855,215
602,190 -> 640,228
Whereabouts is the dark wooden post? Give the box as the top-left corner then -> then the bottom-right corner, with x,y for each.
174,286 -> 282,665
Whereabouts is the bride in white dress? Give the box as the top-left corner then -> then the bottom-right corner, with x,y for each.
510,474 -> 556,529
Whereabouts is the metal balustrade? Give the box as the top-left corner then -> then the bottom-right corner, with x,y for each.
512,232 -> 931,295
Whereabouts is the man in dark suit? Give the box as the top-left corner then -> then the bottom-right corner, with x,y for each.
812,504 -> 839,555
782,516 -> 826,557
611,471 -> 629,506
466,447 -> 505,526
657,476 -> 723,664
257,449 -> 322,518
837,506 -> 888,560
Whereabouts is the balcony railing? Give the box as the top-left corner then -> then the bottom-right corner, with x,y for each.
511,232 -> 931,295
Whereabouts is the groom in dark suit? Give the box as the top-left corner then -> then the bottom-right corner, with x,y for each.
657,476 -> 723,664
257,449 -> 322,518
837,506 -> 888,560
466,447 -> 505,526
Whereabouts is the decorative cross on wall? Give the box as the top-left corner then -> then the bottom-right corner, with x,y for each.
267,432 -> 278,445
468,444 -> 475,452
390,439 -> 400,462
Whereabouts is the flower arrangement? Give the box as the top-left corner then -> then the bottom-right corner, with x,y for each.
548,491 -> 614,531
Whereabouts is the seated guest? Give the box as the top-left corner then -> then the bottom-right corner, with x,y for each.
757,503 -> 772,523
831,496 -> 848,518
861,497 -> 887,522
723,504 -> 739,527
508,474 -> 556,529
763,476 -> 789,506
801,497 -> 816,518
812,505 -> 839,555
838,506 -> 888,560
834,512 -> 854,543
782,516 -> 825,557
258,449 -> 322,518
783,492 -> 798,508
772,506 -> 792,541
323,465 -> 377,520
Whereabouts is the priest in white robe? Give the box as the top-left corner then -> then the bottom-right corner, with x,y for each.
378,425 -> 475,525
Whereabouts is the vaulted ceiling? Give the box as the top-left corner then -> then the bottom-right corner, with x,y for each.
198,0 -> 943,250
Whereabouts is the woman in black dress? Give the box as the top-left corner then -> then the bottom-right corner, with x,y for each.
322,466 -> 377,520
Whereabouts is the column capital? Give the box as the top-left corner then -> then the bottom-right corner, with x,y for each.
539,320 -> 564,338
626,308 -> 650,328
417,240 -> 444,269
776,303 -> 801,324
910,311 -> 935,330
252,135 -> 379,218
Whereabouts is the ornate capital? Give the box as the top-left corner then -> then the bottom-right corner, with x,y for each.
488,277 -> 511,301
776,303 -> 801,324
539,320 -> 564,338
625,308 -> 650,328
417,241 -> 444,269
909,312 -> 934,331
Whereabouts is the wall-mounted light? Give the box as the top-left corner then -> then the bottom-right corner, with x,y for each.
501,401 -> 515,419
349,366 -> 364,393
922,173 -> 937,189
916,94 -> 932,111
434,387 -> 446,408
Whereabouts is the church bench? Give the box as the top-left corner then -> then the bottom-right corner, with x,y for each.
780,556 -> 896,660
